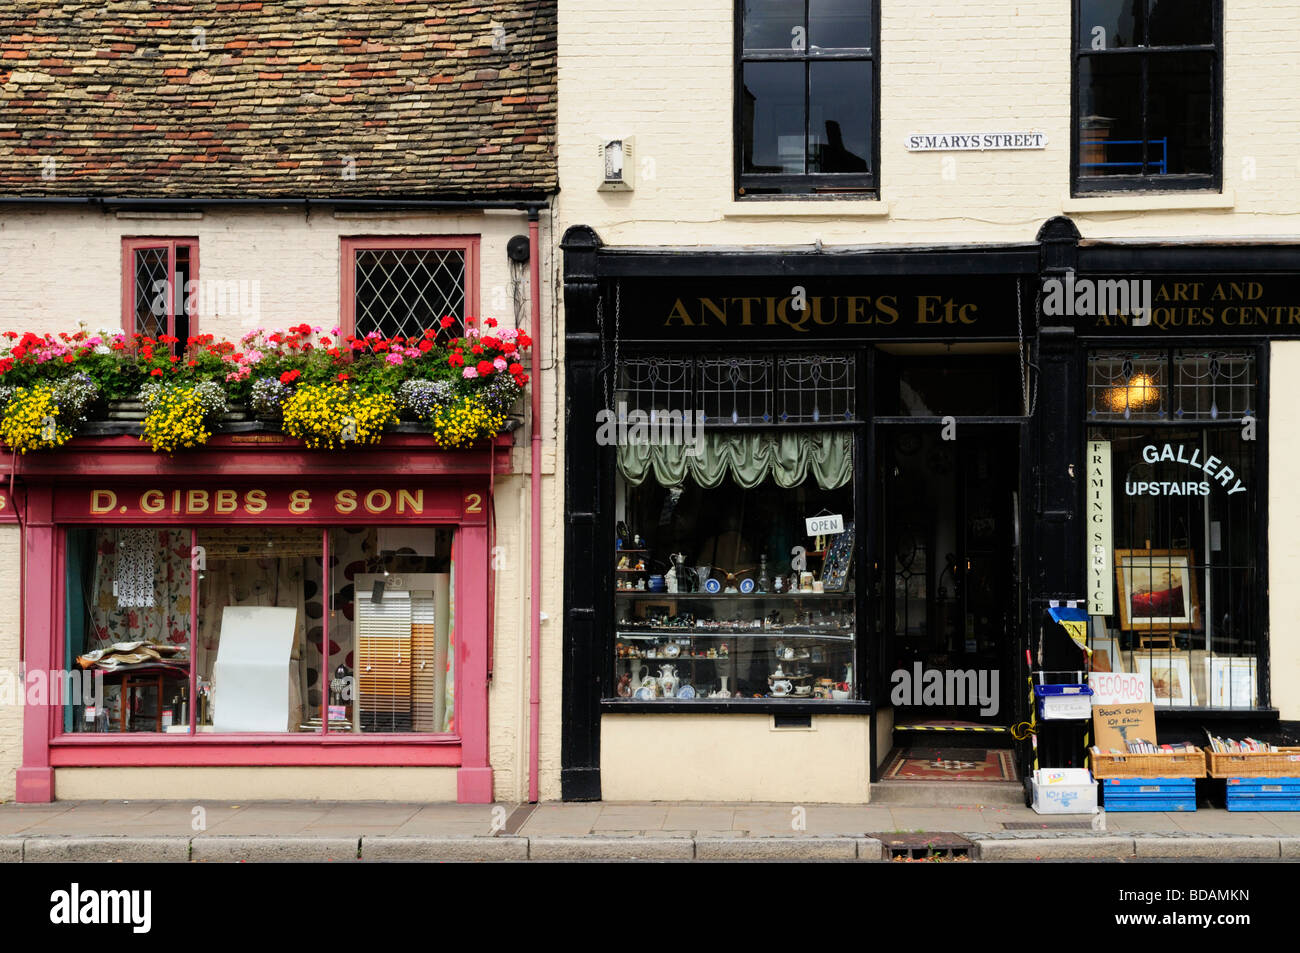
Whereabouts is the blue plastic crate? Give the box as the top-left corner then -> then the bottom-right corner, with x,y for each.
1226,778 -> 1300,794
1102,777 -> 1197,812
1225,778 -> 1300,811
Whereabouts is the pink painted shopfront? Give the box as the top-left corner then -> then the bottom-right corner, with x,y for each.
9,433 -> 506,803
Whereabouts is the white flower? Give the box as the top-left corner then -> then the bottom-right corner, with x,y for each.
94,344 -> 111,355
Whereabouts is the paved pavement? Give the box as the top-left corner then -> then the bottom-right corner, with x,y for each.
1,798 -> 1298,861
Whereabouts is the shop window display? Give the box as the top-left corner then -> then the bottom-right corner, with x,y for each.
63,525 -> 455,734
611,431 -> 857,702
1086,349 -> 1261,709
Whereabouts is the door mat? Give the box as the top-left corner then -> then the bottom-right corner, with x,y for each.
883,747 -> 1017,781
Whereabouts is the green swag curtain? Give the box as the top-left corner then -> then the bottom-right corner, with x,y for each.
616,430 -> 852,490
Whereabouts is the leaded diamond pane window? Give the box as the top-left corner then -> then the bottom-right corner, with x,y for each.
133,248 -> 169,338
353,248 -> 466,341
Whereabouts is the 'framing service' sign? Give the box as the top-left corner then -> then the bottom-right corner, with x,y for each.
1087,440 -> 1114,616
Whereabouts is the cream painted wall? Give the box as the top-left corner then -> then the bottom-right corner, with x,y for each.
1269,342 -> 1300,720
0,206 -> 565,803
556,0 -> 1300,246
601,714 -> 872,802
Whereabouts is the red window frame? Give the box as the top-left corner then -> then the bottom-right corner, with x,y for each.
339,235 -> 480,339
120,238 -> 200,340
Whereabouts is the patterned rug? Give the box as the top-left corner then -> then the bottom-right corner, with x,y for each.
883,747 -> 1017,781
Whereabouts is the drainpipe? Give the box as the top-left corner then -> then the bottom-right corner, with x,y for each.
527,210 -> 543,803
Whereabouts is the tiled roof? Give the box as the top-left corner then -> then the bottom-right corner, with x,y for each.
0,1 -> 556,199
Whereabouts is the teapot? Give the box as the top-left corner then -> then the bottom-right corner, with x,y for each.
771,679 -> 794,697
656,664 -> 679,698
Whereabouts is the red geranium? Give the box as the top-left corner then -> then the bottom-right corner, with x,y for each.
476,360 -> 494,376
439,316 -> 456,329
448,353 -> 465,368
279,369 -> 302,384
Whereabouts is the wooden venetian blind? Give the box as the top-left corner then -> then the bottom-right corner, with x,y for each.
355,592 -> 412,730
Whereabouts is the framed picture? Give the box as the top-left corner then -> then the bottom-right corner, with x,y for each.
1114,549 -> 1200,632
1204,655 -> 1258,709
1135,654 -> 1194,707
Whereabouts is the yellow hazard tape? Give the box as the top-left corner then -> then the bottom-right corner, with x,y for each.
900,725 -> 1009,733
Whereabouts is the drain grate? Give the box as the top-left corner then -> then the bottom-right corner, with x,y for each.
1002,821 -> 1093,830
872,832 -> 972,860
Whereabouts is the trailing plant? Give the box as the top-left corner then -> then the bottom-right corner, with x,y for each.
0,384 -> 74,453
280,383 -> 398,450
139,381 -> 228,453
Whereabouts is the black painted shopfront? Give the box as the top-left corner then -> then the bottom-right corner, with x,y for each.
560,216 -> 1294,801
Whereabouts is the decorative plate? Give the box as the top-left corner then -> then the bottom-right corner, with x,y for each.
739,578 -> 756,594
704,578 -> 722,594
677,684 -> 696,699
664,643 -> 681,658
633,687 -> 655,701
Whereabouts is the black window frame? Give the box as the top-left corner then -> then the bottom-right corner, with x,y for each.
1071,0 -> 1223,196
734,0 -> 880,199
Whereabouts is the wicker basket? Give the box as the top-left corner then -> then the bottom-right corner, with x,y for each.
1091,750 -> 1206,779
1205,747 -> 1300,778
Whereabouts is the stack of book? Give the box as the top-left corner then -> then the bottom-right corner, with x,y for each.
1205,732 -> 1277,753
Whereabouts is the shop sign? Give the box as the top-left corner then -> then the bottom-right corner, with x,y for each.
905,131 -> 1047,151
1088,671 -> 1150,706
0,487 -> 16,523
1080,275 -> 1300,334
56,485 -> 471,523
1129,444 -> 1246,497
1087,440 -> 1113,616
630,277 -> 1021,340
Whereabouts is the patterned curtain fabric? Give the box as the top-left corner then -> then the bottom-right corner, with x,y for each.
89,529 -> 191,650
617,430 -> 852,490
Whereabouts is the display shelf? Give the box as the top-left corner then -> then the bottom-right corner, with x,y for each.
616,629 -> 853,641
615,591 -> 853,600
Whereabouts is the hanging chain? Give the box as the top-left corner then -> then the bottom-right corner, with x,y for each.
597,281 -> 623,415
612,281 -> 622,414
1017,278 -> 1028,415
1017,277 -> 1039,417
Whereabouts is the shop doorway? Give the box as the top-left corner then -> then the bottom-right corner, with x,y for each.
876,420 -> 1023,778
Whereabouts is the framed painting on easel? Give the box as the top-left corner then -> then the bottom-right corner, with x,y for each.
1114,549 -> 1199,632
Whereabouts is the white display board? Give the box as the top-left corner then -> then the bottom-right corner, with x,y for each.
212,606 -> 297,732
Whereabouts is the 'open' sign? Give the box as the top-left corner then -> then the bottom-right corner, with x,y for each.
805,514 -> 845,536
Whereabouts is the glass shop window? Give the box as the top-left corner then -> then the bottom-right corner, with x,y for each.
611,429 -> 857,702
327,527 -> 456,734
1086,348 -> 1261,710
62,525 -> 456,735
63,527 -> 193,734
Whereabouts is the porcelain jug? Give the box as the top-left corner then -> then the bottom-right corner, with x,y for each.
657,664 -> 679,698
